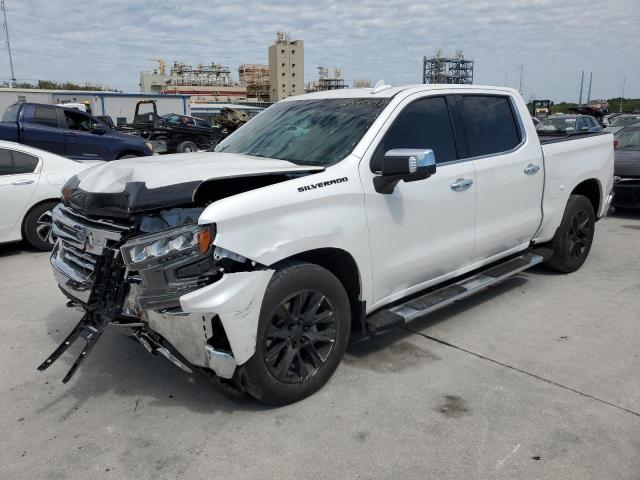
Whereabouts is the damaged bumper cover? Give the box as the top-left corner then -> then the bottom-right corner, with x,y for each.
44,203 -> 274,382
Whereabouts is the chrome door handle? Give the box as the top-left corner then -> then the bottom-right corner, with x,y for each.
524,164 -> 540,175
450,178 -> 473,192
12,179 -> 34,185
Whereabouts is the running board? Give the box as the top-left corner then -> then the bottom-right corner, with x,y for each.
366,252 -> 543,334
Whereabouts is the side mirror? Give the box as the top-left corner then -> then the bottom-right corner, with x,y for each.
374,149 -> 436,194
91,123 -> 107,134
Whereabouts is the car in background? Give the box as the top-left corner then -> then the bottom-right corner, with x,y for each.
536,115 -> 602,135
0,103 -> 154,161
612,124 -> 640,209
604,114 -> 640,134
0,140 -> 101,250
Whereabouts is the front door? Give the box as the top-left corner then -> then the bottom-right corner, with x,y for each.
62,109 -> 108,160
360,95 -> 477,308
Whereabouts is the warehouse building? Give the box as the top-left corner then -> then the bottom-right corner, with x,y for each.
0,88 -> 190,124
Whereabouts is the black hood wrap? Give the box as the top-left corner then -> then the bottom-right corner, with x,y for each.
62,175 -> 203,219
62,170 -> 320,219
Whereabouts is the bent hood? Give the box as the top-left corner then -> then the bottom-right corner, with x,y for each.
64,152 -> 324,218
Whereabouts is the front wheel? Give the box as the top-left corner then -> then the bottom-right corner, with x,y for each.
240,262 -> 351,405
543,194 -> 595,273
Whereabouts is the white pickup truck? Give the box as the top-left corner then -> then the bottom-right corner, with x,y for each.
41,84 -> 614,405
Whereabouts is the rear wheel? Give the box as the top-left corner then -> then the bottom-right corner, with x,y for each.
543,194 -> 595,273
241,262 -> 351,405
118,154 -> 138,159
23,201 -> 58,251
176,141 -> 198,153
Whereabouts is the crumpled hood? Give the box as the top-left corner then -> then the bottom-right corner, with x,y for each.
76,152 -> 323,192
64,152 -> 324,218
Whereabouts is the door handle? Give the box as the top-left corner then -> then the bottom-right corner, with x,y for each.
66,132 -> 77,137
450,178 -> 473,192
524,164 -> 540,175
12,179 -> 34,186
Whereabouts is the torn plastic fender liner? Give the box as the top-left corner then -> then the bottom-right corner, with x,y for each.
179,269 -> 275,365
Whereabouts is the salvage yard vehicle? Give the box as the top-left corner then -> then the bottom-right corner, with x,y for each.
536,114 -> 603,134
612,124 -> 640,208
604,114 -> 640,134
41,84 -> 614,405
118,100 -> 223,153
0,103 -> 154,160
0,140 -> 101,250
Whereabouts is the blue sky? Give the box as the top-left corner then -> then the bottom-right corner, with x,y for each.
3,0 -> 639,102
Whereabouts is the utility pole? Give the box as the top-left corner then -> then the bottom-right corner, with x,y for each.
1,0 -> 16,85
518,64 -> 524,94
578,71 -> 584,107
619,77 -> 626,113
586,72 -> 592,103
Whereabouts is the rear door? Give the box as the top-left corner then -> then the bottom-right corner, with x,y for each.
62,109 -> 108,160
0,147 -> 40,239
454,94 -> 544,261
19,105 -> 66,155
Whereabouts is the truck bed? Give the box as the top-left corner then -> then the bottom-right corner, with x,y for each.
537,131 -> 607,145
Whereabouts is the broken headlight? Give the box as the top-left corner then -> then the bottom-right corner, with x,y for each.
121,224 -> 214,268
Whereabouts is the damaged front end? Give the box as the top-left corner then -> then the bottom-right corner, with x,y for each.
42,201 -> 272,383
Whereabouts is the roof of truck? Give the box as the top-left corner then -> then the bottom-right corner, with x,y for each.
282,84 -> 520,101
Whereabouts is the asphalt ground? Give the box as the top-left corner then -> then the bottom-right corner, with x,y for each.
1,211 -> 639,479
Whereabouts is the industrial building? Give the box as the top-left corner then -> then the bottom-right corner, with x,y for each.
0,88 -> 190,124
238,64 -> 270,102
140,60 -> 248,102
268,32 -> 304,102
422,50 -> 474,84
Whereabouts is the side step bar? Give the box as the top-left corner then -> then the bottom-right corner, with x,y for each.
366,252 -> 543,334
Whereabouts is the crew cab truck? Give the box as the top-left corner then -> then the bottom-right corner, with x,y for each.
0,103 -> 153,161
41,84 -> 614,405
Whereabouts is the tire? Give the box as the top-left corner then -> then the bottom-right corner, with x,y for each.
118,154 -> 138,159
176,141 -> 198,153
240,261 -> 351,405
543,194 -> 595,273
23,201 -> 58,251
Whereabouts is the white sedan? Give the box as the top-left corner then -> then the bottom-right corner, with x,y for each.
0,140 -> 101,251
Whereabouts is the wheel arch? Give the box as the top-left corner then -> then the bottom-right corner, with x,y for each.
116,149 -> 144,159
20,198 -> 60,238
273,247 -> 364,330
570,178 -> 601,216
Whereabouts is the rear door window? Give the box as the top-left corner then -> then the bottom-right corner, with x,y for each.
372,96 -> 458,170
459,95 -> 521,157
0,148 -> 39,175
33,106 -> 60,128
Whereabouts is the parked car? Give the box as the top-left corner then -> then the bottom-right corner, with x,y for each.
612,124 -> 640,208
0,140 -> 101,250
0,103 -> 154,161
536,114 -> 602,134
41,85 -> 613,404
604,114 -> 640,134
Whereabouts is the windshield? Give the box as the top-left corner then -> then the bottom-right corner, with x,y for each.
615,127 -> 640,151
214,98 -> 390,165
536,117 -> 577,133
610,116 -> 640,128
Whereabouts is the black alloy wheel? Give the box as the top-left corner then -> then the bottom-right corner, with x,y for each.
567,209 -> 591,260
264,290 -> 337,383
